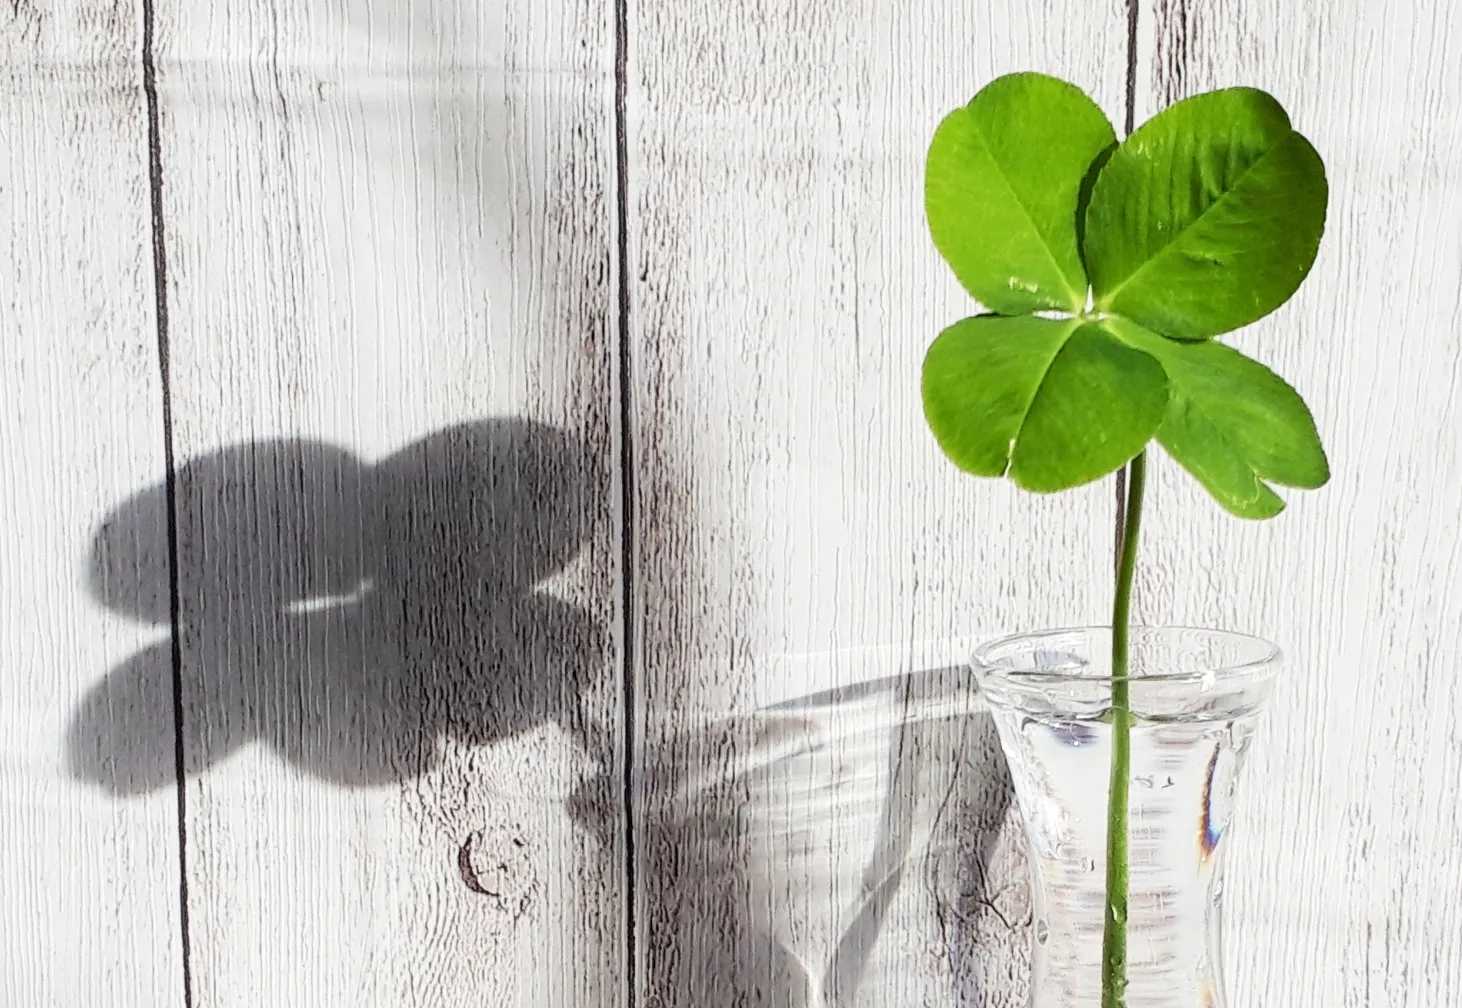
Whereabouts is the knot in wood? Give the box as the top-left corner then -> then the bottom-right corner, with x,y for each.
457,825 -> 536,907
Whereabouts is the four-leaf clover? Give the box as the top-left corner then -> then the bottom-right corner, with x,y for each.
922,73 -> 1329,519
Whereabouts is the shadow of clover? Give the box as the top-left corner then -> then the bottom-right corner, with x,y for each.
69,417 -> 611,794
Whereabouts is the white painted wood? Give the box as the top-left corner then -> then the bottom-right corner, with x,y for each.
1132,0 -> 1462,1003
149,0 -> 622,1004
626,1 -> 1134,1003
6,0 -> 1460,1003
0,4 -> 184,1006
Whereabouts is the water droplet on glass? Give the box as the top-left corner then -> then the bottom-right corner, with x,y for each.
1035,919 -> 1050,945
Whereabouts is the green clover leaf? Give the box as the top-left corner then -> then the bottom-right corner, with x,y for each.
922,74 -> 1329,519
925,73 -> 1116,314
1084,88 -> 1328,340
1103,317 -> 1329,518
922,315 -> 1168,492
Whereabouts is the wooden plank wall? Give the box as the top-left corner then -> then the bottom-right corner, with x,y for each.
0,1 -> 183,1005
625,1 -> 1128,1005
147,0 -> 624,1005
1132,1 -> 1462,1005
3,0 -> 1461,1004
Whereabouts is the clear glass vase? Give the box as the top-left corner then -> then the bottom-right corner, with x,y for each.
972,627 -> 1283,1008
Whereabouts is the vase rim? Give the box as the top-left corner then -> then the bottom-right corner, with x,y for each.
971,624 -> 1282,686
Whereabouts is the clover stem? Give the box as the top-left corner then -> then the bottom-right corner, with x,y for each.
1102,450 -> 1146,1008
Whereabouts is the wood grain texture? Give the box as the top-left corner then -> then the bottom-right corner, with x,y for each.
8,0 -> 1460,1003
1132,0 -> 1462,1002
0,3 -> 184,1006
625,1 -> 1133,1004
137,0 -> 624,1003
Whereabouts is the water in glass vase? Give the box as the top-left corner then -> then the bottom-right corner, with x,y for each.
974,627 -> 1282,1008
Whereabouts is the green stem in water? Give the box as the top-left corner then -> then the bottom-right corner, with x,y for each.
1101,451 -> 1146,1008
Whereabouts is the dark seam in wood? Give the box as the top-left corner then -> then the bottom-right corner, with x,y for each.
1172,0 -> 1191,103
1124,0 -> 1141,136
1115,0 -> 1142,569
613,0 -> 638,1005
1154,0 -> 1191,105
139,1 -> 194,1004
268,0 -> 290,132
1114,464 -> 1128,578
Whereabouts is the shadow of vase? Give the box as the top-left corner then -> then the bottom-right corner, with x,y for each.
571,663 -> 1031,1008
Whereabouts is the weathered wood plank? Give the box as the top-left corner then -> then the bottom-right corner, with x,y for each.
0,2 -> 184,1005
145,0 -> 623,1003
1133,0 -> 1462,1003
626,1 -> 1135,1003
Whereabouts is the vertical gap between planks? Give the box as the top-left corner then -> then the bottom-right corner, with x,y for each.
1114,0 -> 1143,571
612,0 -> 639,1003
1124,0 -> 1142,135
139,0 -> 194,1003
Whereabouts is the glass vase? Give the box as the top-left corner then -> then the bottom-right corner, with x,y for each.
972,626 -> 1283,1008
